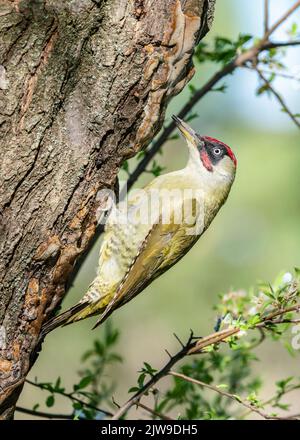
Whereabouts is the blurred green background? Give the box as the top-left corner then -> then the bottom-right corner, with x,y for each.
17,0 -> 300,418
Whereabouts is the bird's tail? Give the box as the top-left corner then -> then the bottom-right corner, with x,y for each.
41,301 -> 91,337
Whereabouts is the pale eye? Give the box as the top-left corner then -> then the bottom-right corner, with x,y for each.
213,147 -> 222,156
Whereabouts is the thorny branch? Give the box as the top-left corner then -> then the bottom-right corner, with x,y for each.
112,302 -> 300,420
111,332 -> 196,420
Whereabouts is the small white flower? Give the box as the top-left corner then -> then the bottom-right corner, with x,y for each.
223,313 -> 232,324
282,272 -> 293,284
248,306 -> 258,316
237,329 -> 247,338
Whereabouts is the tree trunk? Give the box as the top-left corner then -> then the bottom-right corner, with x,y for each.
0,0 -> 215,419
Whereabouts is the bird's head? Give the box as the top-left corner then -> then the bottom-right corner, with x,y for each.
172,115 -> 236,182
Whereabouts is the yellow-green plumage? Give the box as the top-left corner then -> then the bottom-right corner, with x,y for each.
43,117 -> 236,334
67,170 -> 232,327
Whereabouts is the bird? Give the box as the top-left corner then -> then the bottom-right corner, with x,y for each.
42,116 -> 236,335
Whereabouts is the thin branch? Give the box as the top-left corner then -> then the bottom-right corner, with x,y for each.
187,327 -> 239,355
188,303 -> 300,356
254,67 -> 300,129
15,406 -> 76,420
258,318 -> 300,327
25,379 -> 113,417
125,39 -> 300,194
264,0 -> 269,35
262,40 -> 300,49
169,372 -> 299,420
243,64 -> 300,81
137,402 -> 174,421
240,382 -> 300,419
265,0 -> 300,40
247,327 -> 265,350
111,332 -> 196,420
112,303 -> 300,419
259,304 -> 300,325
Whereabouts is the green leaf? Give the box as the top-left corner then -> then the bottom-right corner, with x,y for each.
46,395 -> 55,407
216,383 -> 228,389
248,314 -> 260,326
236,33 -> 252,47
276,376 -> 294,392
168,133 -> 180,140
148,160 -> 166,177
128,387 -> 140,393
188,84 -> 197,95
211,83 -> 228,93
107,353 -> 123,363
233,394 -> 242,403
138,373 -> 146,389
186,113 -> 199,122
143,362 -> 157,375
105,327 -> 119,346
137,150 -> 146,159
73,402 -> 83,411
122,161 -> 129,173
93,340 -> 104,356
283,341 -> 296,357
275,402 -> 290,411
74,376 -> 93,391
288,22 -> 298,37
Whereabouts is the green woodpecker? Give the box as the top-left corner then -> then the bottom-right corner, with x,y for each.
43,116 -> 236,334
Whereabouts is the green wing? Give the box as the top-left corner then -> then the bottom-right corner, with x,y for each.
93,198 -> 200,327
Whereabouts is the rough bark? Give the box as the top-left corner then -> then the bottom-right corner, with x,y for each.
0,0 -> 215,419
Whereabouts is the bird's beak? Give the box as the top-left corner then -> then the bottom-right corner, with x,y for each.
172,115 -> 200,147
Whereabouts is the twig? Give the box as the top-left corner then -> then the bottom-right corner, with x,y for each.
137,402 -> 174,421
258,318 -> 300,327
111,332 -> 195,420
187,327 -> 240,355
15,406 -> 76,420
125,38 -> 300,194
262,40 -> 300,49
168,372 -> 299,420
260,304 -> 300,324
187,303 -> 300,355
25,379 -> 112,417
243,64 -> 300,81
264,0 -> 269,35
173,333 -> 185,348
265,0 -> 300,39
240,382 -> 300,419
254,67 -> 300,129
247,327 -> 265,350
112,303 -> 300,419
